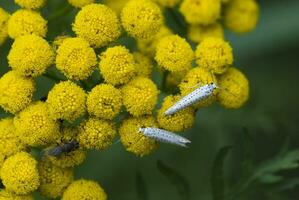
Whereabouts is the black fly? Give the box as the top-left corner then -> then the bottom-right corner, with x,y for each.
47,140 -> 79,157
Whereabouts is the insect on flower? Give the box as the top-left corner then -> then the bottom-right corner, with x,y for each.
46,140 -> 79,157
139,127 -> 191,147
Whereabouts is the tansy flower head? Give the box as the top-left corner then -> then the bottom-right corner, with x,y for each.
119,116 -> 159,156
103,0 -> 129,14
52,35 -> 70,50
224,0 -> 259,34
179,67 -> 217,108
0,7 -> 10,46
56,37 -> 97,80
166,68 -> 190,88
8,9 -> 47,39
155,35 -> 194,72
0,71 -> 35,114
73,3 -> 121,48
62,179 -> 107,200
68,0 -> 95,8
133,52 -> 153,77
38,160 -> 74,199
99,46 -> 136,86
47,81 -> 86,121
188,23 -> 224,44
121,0 -> 163,39
15,0 -> 46,10
157,95 -> 195,132
78,117 -> 117,150
122,77 -> 159,117
217,67 -> 249,109
195,37 -> 233,74
152,0 -> 182,8
8,34 -> 55,77
0,152 -> 40,195
0,190 -> 33,200
14,101 -> 60,147
179,0 -> 221,25
87,84 -> 122,120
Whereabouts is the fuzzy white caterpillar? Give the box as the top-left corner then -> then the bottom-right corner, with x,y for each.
139,127 -> 191,147
165,83 -> 217,116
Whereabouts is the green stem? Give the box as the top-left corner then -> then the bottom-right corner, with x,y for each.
160,70 -> 169,92
48,4 -> 74,22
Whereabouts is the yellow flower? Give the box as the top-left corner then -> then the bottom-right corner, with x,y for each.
103,0 -> 129,14
99,46 -> 136,86
62,179 -> 107,200
155,35 -> 194,72
0,71 -> 35,114
121,0 -> 163,39
56,37 -> 97,80
179,67 -> 217,108
188,23 -> 224,44
133,52 -> 153,77
166,68 -> 190,88
87,84 -> 122,120
195,37 -> 233,74
0,152 -> 40,195
0,190 -> 33,200
224,0 -> 259,34
157,95 -> 195,132
68,0 -> 95,8
119,116 -> 159,156
15,0 -> 46,9
152,0 -> 182,8
8,9 -> 47,39
8,34 -> 55,77
47,81 -> 86,121
52,35 -> 70,50
78,117 -> 117,150
179,0 -> 221,25
217,67 -> 249,109
122,77 -> 159,116
73,3 -> 121,48
38,160 -> 74,199
0,7 -> 10,46
14,101 -> 60,147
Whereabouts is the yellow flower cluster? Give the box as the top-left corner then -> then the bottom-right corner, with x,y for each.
68,0 -> 95,8
0,8 -> 10,46
15,0 -> 46,10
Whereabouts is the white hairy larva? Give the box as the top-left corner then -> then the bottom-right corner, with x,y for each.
139,127 -> 191,147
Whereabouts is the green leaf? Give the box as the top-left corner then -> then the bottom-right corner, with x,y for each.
135,172 -> 148,200
157,160 -> 190,200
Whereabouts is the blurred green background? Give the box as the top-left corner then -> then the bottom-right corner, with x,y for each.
1,0 -> 299,200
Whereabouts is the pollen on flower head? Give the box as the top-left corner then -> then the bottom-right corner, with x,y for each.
78,117 -> 117,150
152,0 -> 182,8
73,3 -> 121,48
0,71 -> 35,114
157,95 -> 195,132
56,37 -> 97,81
0,152 -> 40,195
133,52 -> 153,77
8,9 -> 47,39
224,0 -> 259,34
119,116 -> 159,157
38,160 -> 74,199
122,77 -> 159,117
8,34 -> 55,77
15,0 -> 46,10
179,0 -> 221,25
68,0 -> 95,8
103,0 -> 128,14
0,7 -> 10,46
121,0 -> 163,39
14,101 -> 60,147
195,37 -> 233,74
155,35 -> 194,73
217,67 -> 249,109
87,84 -> 122,120
47,81 -> 86,121
0,190 -> 33,200
99,46 -> 136,86
62,179 -> 107,200
188,23 -> 224,44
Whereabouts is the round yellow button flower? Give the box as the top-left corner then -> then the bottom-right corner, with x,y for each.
99,46 -> 136,86
122,77 -> 159,117
188,23 -> 224,44
8,34 -> 55,77
0,7 -> 10,46
224,0 -> 259,34
38,160 -> 74,199
52,35 -> 70,51
8,9 -> 47,39
119,116 -> 159,156
56,37 -> 97,80
155,35 -> 194,72
87,84 -> 122,120
0,71 -> 35,114
179,67 -> 217,108
133,52 -> 153,77
73,3 -> 121,48
179,0 -> 221,25
217,67 -> 249,109
0,190 -> 33,200
14,101 -> 60,147
121,0 -> 163,39
1,152 -> 40,195
62,179 -> 107,200
68,0 -> 95,8
152,0 -> 182,8
15,0 -> 46,10
103,0 -> 129,14
195,37 -> 233,74
78,117 -> 117,150
47,81 -> 86,121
